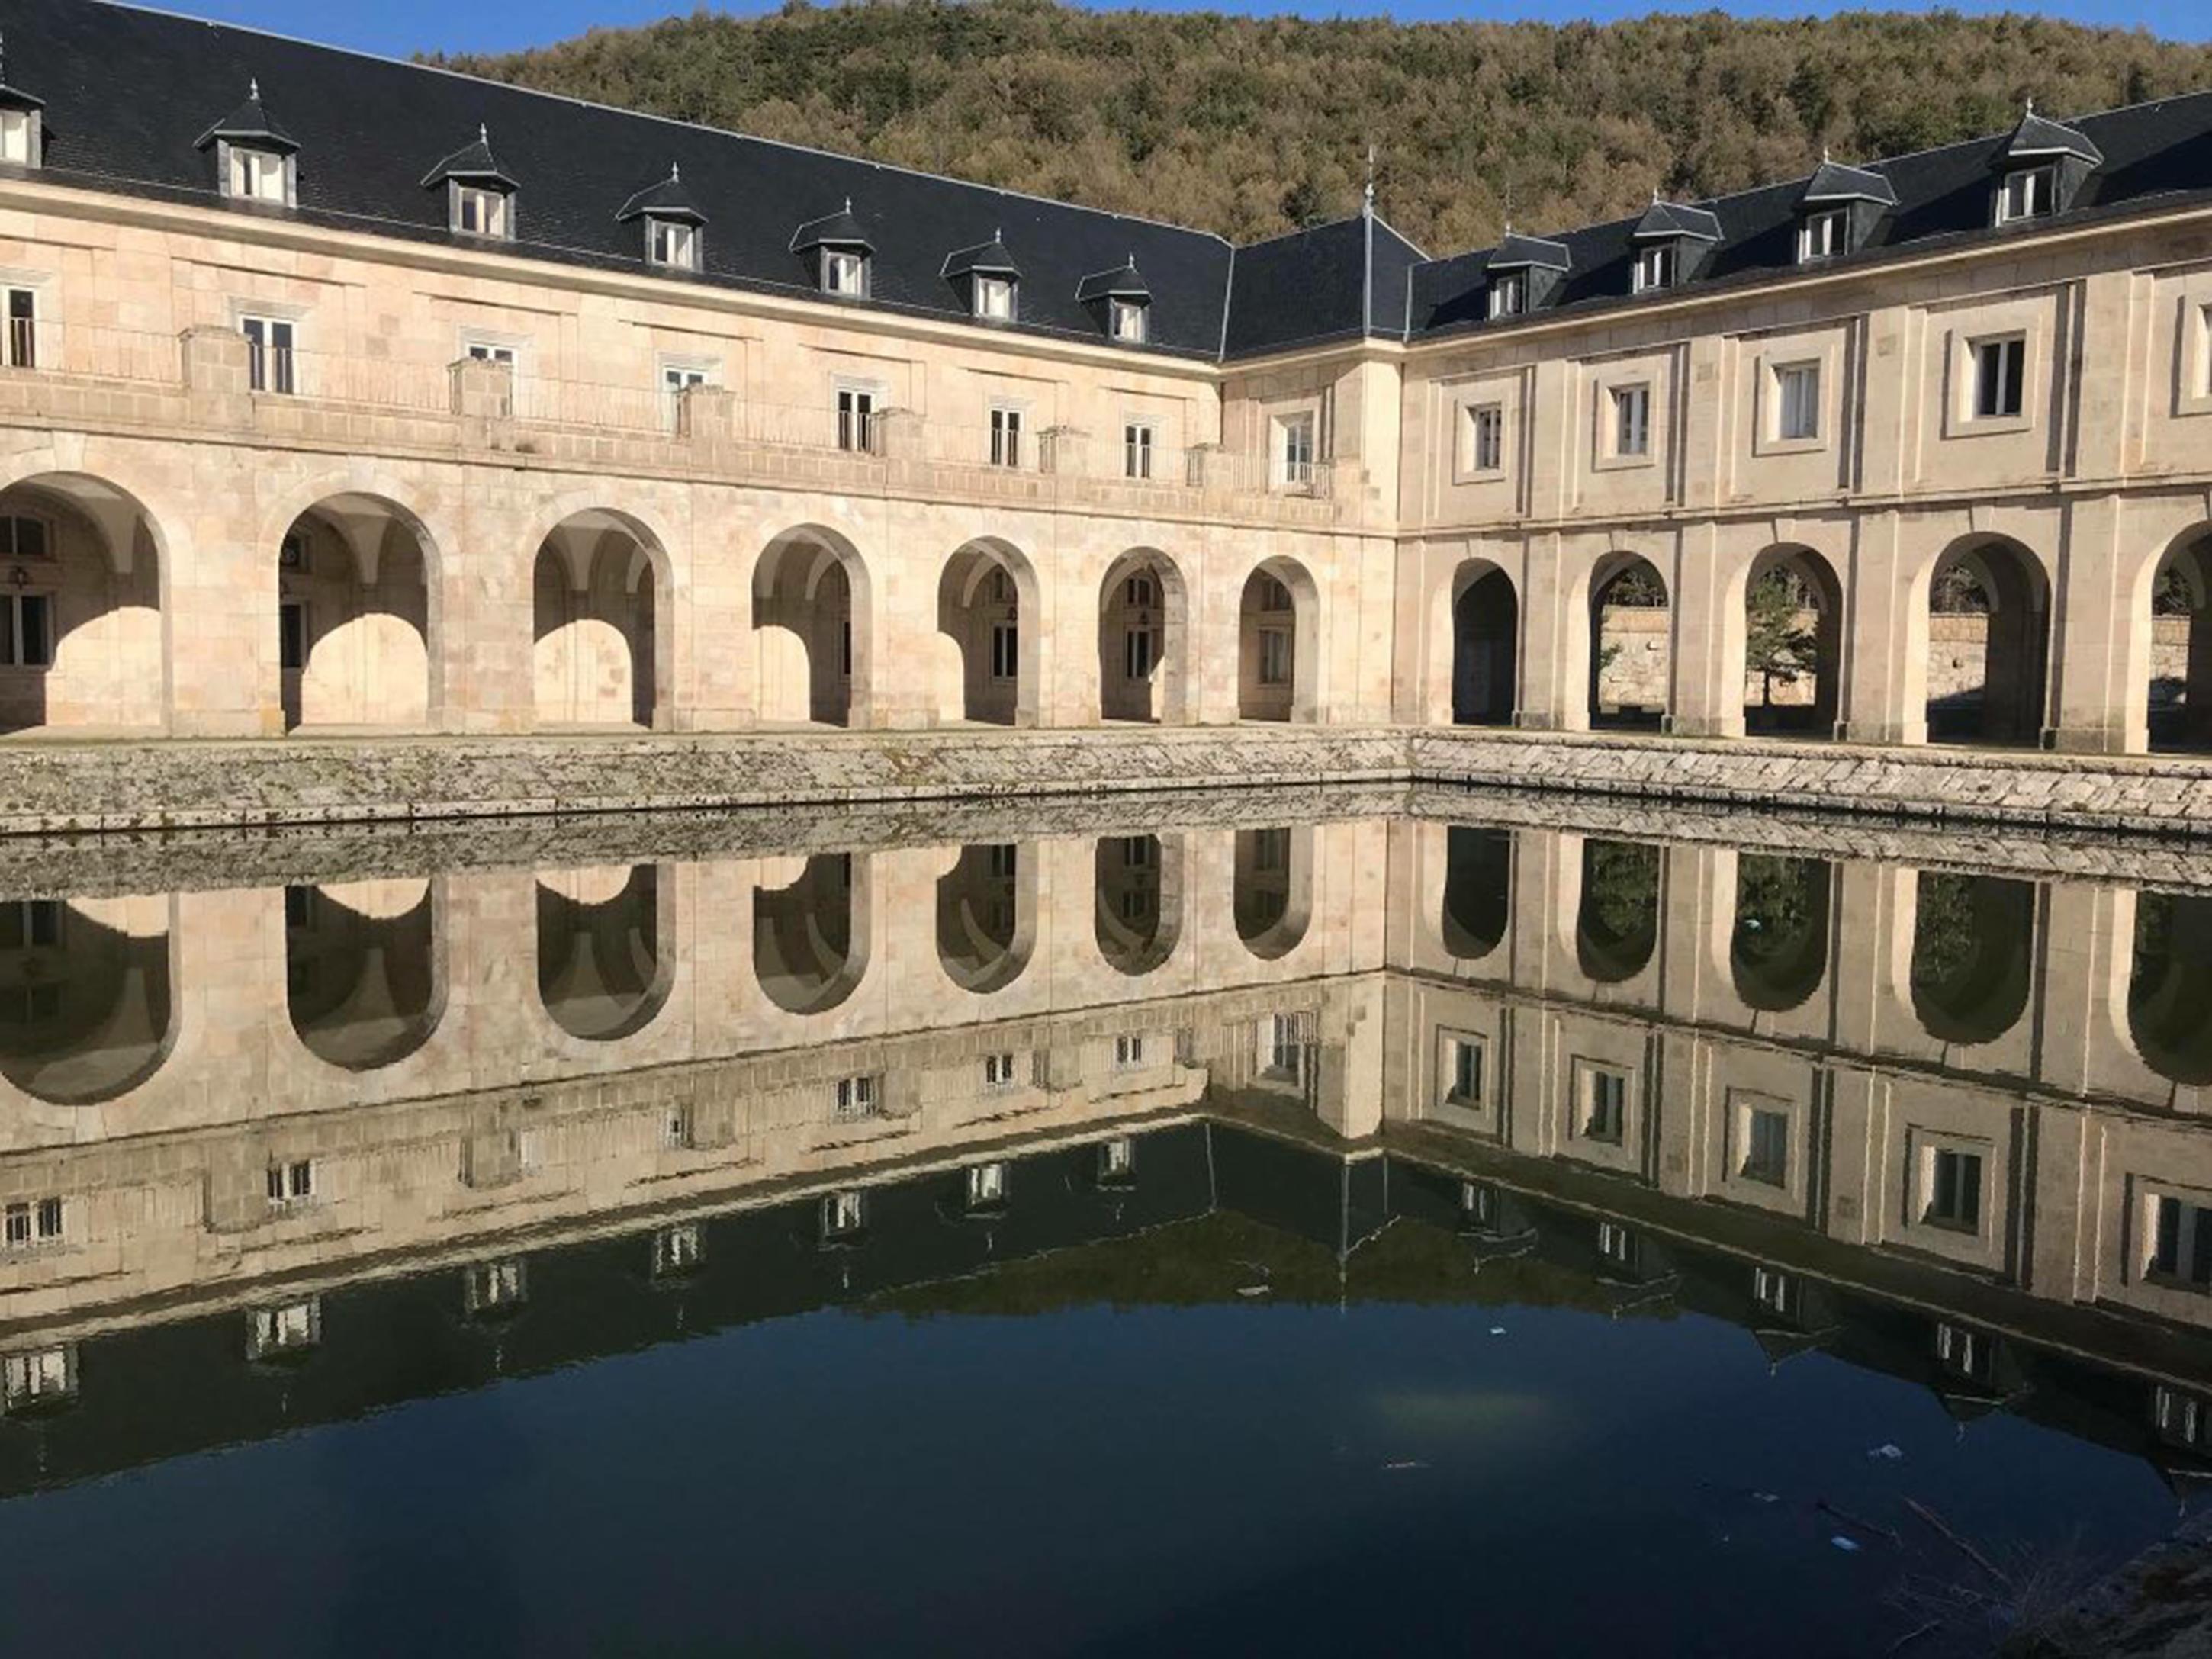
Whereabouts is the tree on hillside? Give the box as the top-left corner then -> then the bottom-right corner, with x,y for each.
1744,568 -> 1818,711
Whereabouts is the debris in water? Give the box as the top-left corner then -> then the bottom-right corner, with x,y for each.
1489,1326 -> 1507,1336
1867,1442 -> 1906,1461
1831,1535 -> 1862,1553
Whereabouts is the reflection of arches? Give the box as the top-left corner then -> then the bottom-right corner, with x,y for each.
1735,545 -> 1842,738
1587,552 -> 1670,731
755,853 -> 870,1015
1441,826 -> 1512,960
1099,550 -> 1190,724
1730,854 -> 1832,1013
1233,827 -> 1311,960
1238,558 -> 1319,722
0,474 -> 166,735
753,525 -> 870,728
287,877 -> 444,1069
1451,561 -> 1518,726
537,864 -> 672,1041
1095,834 -> 1183,976
0,894 -> 176,1101
937,538 -> 1040,726
1576,839 -> 1659,984
532,509 -> 668,730
2146,527 -> 2212,754
277,494 -> 436,732
2129,891 -> 2212,1085
936,844 -> 1034,995
1910,871 -> 2034,1045
1922,537 -> 2050,747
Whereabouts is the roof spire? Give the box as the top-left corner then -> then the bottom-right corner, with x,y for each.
2025,95 -> 2036,117
1821,143 -> 1831,164
478,122 -> 488,145
1364,143 -> 1377,214
844,195 -> 851,212
670,160 -> 680,182
248,76 -> 259,102
1651,185 -> 1661,204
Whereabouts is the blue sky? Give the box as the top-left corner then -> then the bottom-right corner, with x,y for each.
155,0 -> 2212,61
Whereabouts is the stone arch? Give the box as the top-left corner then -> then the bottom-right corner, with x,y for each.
2144,526 -> 2212,754
1441,825 -> 1513,960
531,507 -> 672,731
286,876 -> 445,1071
753,524 -> 871,728
1918,535 -> 2050,747
1450,558 -> 1519,726
272,492 -> 439,732
2128,889 -> 2212,1085
536,863 -> 673,1042
1729,854 -> 1834,1013
1575,838 -> 1661,985
0,472 -> 167,735
936,843 -> 1035,995
1233,825 -> 1312,960
1587,551 -> 1670,731
1099,549 -> 1191,724
1908,870 -> 2035,1046
937,536 -> 1041,726
0,892 -> 177,1103
1238,556 -> 1320,722
1730,544 -> 1843,738
1095,833 -> 1183,976
755,852 -> 870,1015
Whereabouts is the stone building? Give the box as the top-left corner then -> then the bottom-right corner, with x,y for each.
0,3 -> 2204,756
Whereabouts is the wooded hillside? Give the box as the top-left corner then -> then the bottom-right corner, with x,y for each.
432,2 -> 2212,253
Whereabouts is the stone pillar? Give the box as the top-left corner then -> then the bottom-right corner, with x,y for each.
1516,530 -> 1580,731
1841,509 -> 1918,745
1667,521 -> 1736,737
178,326 -> 250,430
168,444 -> 279,736
1038,426 -> 1086,477
678,384 -> 738,445
2050,491 -> 2137,754
447,355 -> 516,447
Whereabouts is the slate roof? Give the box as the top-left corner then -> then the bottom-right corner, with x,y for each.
194,80 -> 294,154
2001,108 -> 2104,166
1075,260 -> 1149,302
616,166 -> 704,226
1220,214 -> 1425,358
1632,198 -> 1722,242
790,202 -> 871,252
941,235 -> 1021,279
1489,232 -> 1571,272
1800,159 -> 1898,207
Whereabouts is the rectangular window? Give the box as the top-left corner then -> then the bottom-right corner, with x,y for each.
240,314 -> 294,395
1925,1146 -> 1985,1233
1460,1182 -> 1497,1230
465,341 -> 516,368
1121,835 -> 1154,869
1467,403 -> 1504,472
1,516 -> 46,561
2,1198 -> 60,1246
973,275 -> 1015,321
1797,209 -> 1849,262
1935,1322 -> 1992,1384
1278,413 -> 1316,487
1265,1013 -> 1304,1080
822,1190 -> 865,1238
1123,421 -> 1153,481
648,218 -> 697,271
1597,1220 -> 1635,1265
990,619 -> 1018,681
1098,1137 -> 1135,1182
1753,1265 -> 1797,1319
966,1162 -> 1007,1208
1108,298 -> 1146,342
1774,362 -> 1821,442
1972,336 -> 2027,420
1124,626 -> 1155,680
831,1074 -> 880,1122
0,593 -> 51,669
1741,1108 -> 1789,1187
1257,628 -> 1293,686
1448,1036 -> 1484,1105
0,900 -> 59,950
982,1052 -> 1017,1089
2160,1386 -> 2212,1454
464,1259 -> 526,1314
661,364 -> 708,433
249,1299 -> 319,1356
454,185 -> 508,238
2,1346 -> 72,1408
989,405 -> 1023,469
1113,1034 -> 1146,1071
2149,1194 -> 2212,1288
0,109 -> 33,168
278,600 -> 307,674
265,1159 -> 313,1207
663,1106 -> 694,1151
1582,1068 -> 1627,1144
1997,165 -> 2056,224
824,250 -> 866,297
228,146 -> 288,204
1488,272 -> 1526,320
1612,384 -> 1651,457
3,287 -> 34,370
837,387 -> 876,454
1634,243 -> 1676,293
654,1224 -> 702,1275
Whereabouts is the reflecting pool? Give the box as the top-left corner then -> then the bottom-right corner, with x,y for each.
0,793 -> 2207,1654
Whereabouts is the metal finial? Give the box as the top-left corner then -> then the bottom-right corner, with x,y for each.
844,195 -> 851,212
1821,144 -> 1831,165
478,122 -> 488,145
2025,96 -> 2036,117
1651,185 -> 1661,204
249,76 -> 259,101
670,160 -> 680,182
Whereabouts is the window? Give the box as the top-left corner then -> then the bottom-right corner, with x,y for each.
0,592 -> 51,670
1098,1137 -> 1135,1182
465,340 -> 516,370
1124,626 -> 1155,680
464,1259 -> 526,1315
1752,1265 -> 1798,1320
1257,628 -> 1292,687
1459,1182 -> 1497,1230
1123,421 -> 1153,481
2148,1193 -> 2212,1289
1997,165 -> 2056,225
987,844 -> 1018,879
1,1347 -> 72,1410
0,899 -> 59,950
1447,1036 -> 1484,1105
832,1074 -> 879,1122
1467,403 -> 1504,472
265,1159 -> 314,1207
1120,834 -> 1154,869
1112,1034 -> 1146,1071
453,185 -> 508,238
1924,1146 -> 1984,1233
982,1052 -> 1017,1089
966,1162 -> 1008,1209
989,405 -> 1023,468
1740,1108 -> 1789,1187
1798,209 -> 1849,262
973,275 -> 1015,321
1582,1067 -> 1627,1144
663,1105 -> 694,1151
1254,575 -> 1292,613
1935,1322 -> 1993,1385
1972,336 -> 2027,420
1634,243 -> 1677,293
249,1299 -> 319,1357
0,109 -> 34,168
647,217 -> 698,271
2199,303 -> 2212,398
0,516 -> 46,561
2158,1386 -> 2212,1454
654,1224 -> 702,1275
821,1190 -> 865,1239
990,619 -> 1018,680
1278,413 -> 1316,487
1611,384 -> 1651,457
1488,272 -> 1526,320
278,601 -> 307,674
1262,1013 -> 1304,1081
824,249 -> 866,297
837,387 -> 876,453
1597,1220 -> 1635,1265
227,146 -> 288,204
1108,297 -> 1146,342
241,314 -> 294,395
661,363 -> 708,432
1,1197 -> 61,1247
2,287 -> 34,369
1773,361 -> 1821,443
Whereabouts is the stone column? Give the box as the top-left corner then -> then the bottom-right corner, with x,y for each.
1841,508 -> 1919,745
169,442 -> 279,736
2050,491 -> 2137,754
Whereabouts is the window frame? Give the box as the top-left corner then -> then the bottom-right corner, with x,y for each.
1464,400 -> 1506,475
1632,243 -> 1677,294
973,275 -> 1016,322
988,403 -> 1024,469
1964,331 -> 2030,428
1604,380 -> 1653,463
240,312 -> 297,396
224,143 -> 292,206
0,590 -> 53,670
1107,297 -> 1146,343
645,216 -> 699,272
1487,271 -> 1526,320
1275,411 -> 1317,489
0,108 -> 37,170
1122,420 -> 1154,481
835,384 -> 879,454
1,283 -> 37,371
1995,164 -> 2057,226
1770,358 -> 1824,446
450,182 -> 512,240
1796,208 -> 1849,264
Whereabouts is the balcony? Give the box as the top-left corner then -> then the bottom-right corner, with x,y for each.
0,322 -> 1353,531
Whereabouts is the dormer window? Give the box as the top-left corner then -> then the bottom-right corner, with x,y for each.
1079,258 -> 1153,344
1489,272 -> 1526,320
1108,297 -> 1146,342
1997,164 -> 2056,224
647,217 -> 697,270
1634,243 -> 1677,293
1989,106 -> 2102,229
424,127 -> 519,242
825,249 -> 866,296
622,164 -> 706,273
1798,207 -> 1848,262
199,80 -> 297,208
975,275 -> 1015,321
229,146 -> 288,204
0,107 -> 37,169
455,185 -> 508,238
1629,199 -> 1722,297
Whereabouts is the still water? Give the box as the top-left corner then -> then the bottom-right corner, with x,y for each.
0,793 -> 2207,1654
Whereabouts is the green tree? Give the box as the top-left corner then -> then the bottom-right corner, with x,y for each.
1744,568 -> 1818,710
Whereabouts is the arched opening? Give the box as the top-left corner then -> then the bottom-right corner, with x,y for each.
1238,558 -> 1318,722
1442,826 -> 1512,960
755,853 -> 868,1015
937,539 -> 1038,726
1731,854 -> 1832,1013
1098,551 -> 1190,724
2129,890 -> 2212,1085
275,495 -> 435,732
2147,529 -> 2212,754
1576,838 -> 1659,984
0,474 -> 164,735
1589,554 -> 1670,731
1095,833 -> 1182,976
752,526 -> 869,728
1741,547 -> 1842,738
1451,562 -> 1518,726
0,894 -> 174,1101
936,843 -> 1034,995
286,877 -> 442,1069
537,864 -> 670,1041
1910,871 -> 2034,1045
532,510 -> 665,730
1924,539 -> 2050,747
1233,826 -> 1311,960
